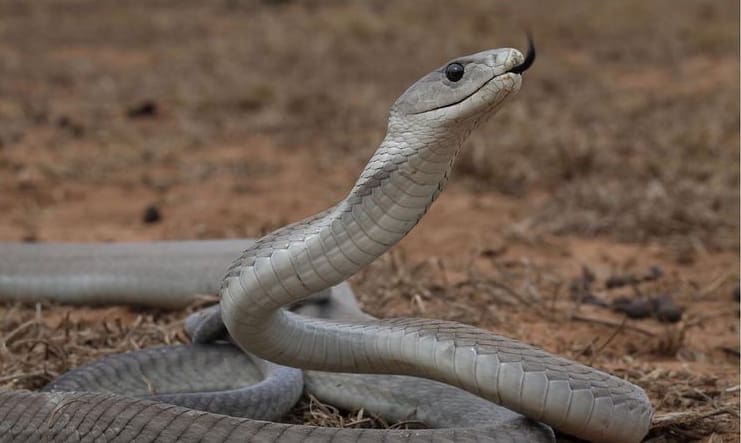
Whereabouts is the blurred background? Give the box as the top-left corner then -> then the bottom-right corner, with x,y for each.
0,1 -> 738,441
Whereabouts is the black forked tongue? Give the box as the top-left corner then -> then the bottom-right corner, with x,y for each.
508,35 -> 535,74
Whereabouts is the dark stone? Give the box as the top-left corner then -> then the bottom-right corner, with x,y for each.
127,101 -> 158,118
56,115 -> 85,137
612,293 -> 683,323
646,265 -> 663,281
612,296 -> 653,319
142,205 -> 162,224
652,294 -> 683,323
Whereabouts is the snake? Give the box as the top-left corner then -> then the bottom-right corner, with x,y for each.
0,41 -> 653,442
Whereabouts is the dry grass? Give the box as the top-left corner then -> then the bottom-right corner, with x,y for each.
284,394 -> 426,431
0,302 -> 202,391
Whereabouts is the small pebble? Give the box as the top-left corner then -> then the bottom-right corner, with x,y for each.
21,234 -> 38,243
612,296 -> 653,319
142,205 -> 162,224
56,115 -> 84,137
611,294 -> 683,323
652,294 -> 683,323
646,265 -> 663,281
127,100 -> 158,118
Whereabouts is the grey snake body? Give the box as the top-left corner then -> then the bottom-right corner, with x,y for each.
0,44 -> 653,442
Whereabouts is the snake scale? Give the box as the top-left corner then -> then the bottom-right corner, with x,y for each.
0,42 -> 653,442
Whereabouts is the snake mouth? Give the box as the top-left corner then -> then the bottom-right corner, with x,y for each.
414,62 -> 521,116
508,35 -> 535,75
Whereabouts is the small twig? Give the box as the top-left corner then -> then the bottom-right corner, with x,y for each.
651,406 -> 739,428
697,271 -> 735,299
6,337 -> 55,351
411,294 -> 426,314
2,319 -> 38,347
576,336 -> 600,359
345,417 -> 373,428
571,314 -> 655,337
483,280 -> 533,306
388,419 -> 427,429
587,315 -> 628,365
548,280 -> 564,317
0,371 -> 46,384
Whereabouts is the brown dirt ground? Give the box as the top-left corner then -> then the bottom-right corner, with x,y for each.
1,1 -> 739,442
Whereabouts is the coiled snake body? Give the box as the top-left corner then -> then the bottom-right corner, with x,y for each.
0,44 -> 652,442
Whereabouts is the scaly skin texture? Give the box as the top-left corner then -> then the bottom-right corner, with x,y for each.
0,240 -> 248,308
0,390 -> 552,443
220,47 -> 652,442
0,46 -> 652,442
42,344 -> 303,421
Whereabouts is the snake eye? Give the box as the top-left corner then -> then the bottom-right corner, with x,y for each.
444,62 -> 464,82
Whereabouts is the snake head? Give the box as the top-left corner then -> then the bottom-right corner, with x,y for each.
391,44 -> 533,125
